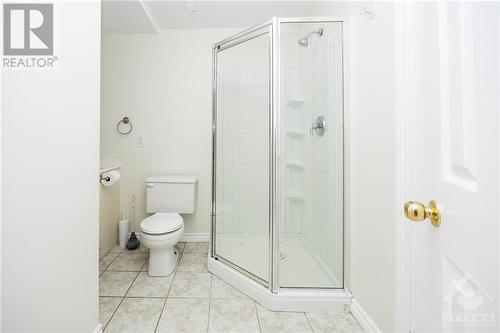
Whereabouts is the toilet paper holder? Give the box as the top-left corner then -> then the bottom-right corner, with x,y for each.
99,170 -> 121,187
100,174 -> 111,182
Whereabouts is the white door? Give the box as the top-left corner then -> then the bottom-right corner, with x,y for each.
403,2 -> 499,332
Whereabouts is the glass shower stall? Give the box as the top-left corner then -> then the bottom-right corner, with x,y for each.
210,17 -> 344,305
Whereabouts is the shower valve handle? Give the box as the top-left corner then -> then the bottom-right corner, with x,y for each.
311,115 -> 326,137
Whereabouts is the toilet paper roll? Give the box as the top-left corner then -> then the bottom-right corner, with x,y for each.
100,170 -> 121,187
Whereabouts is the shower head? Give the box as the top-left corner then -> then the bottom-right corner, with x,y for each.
297,28 -> 323,47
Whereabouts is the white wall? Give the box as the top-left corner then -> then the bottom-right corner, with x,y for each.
308,2 -> 398,331
1,1 -> 101,331
348,4 -> 397,331
100,180 -> 120,259
101,28 -> 240,234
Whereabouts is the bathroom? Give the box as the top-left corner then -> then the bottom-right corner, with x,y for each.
97,2 -> 352,330
2,1 -> 499,333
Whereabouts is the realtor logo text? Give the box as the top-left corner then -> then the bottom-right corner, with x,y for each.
2,3 -> 57,68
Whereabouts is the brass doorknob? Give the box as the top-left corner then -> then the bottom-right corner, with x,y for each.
404,200 -> 441,227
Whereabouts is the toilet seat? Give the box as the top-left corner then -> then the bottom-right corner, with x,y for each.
140,213 -> 183,235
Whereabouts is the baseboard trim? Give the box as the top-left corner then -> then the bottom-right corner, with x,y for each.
350,298 -> 381,333
180,233 -> 210,242
92,323 -> 103,333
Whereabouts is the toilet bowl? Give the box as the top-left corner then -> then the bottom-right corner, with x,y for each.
141,213 -> 184,276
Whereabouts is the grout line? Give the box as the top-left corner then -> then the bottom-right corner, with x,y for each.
104,250 -> 148,272
154,245 -> 183,333
100,243 -> 208,332
160,296 -> 212,300
304,313 -> 315,332
139,261 -> 148,272
103,250 -> 155,329
106,269 -> 146,272
182,242 -> 208,255
138,250 -> 150,272
122,295 -> 168,299
209,296 -> 250,299
254,301 -> 263,333
206,272 -> 213,333
102,270 -> 140,331
153,291 -> 169,332
100,246 -> 140,330
102,296 -> 123,332
101,243 -> 349,333
99,252 -> 120,271
166,296 -> 211,300
122,270 -> 141,298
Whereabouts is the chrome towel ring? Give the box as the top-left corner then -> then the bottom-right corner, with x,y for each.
117,117 -> 133,135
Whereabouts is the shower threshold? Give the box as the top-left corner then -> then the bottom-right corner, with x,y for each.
207,256 -> 351,313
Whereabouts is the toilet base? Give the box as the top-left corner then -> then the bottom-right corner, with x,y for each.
148,247 -> 177,276
141,224 -> 184,277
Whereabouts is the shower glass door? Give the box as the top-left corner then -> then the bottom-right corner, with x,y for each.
212,25 -> 271,284
279,21 -> 344,288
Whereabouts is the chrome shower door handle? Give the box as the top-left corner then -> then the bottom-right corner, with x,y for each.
311,115 -> 326,136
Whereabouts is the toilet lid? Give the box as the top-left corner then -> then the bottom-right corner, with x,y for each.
140,213 -> 183,235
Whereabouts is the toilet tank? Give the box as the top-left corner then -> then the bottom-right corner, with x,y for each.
145,175 -> 197,214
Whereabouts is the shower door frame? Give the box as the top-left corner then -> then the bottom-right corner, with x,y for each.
211,19 -> 274,288
211,16 -> 346,295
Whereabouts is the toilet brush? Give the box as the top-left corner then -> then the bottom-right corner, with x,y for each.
126,193 -> 141,250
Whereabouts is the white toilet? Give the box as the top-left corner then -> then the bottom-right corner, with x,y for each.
140,174 -> 197,276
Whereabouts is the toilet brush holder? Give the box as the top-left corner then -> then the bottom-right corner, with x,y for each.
118,219 -> 130,249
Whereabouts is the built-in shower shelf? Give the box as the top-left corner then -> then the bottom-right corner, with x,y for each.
286,129 -> 305,139
286,192 -> 305,200
285,161 -> 304,169
286,99 -> 305,108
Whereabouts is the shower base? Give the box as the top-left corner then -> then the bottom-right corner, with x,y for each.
208,256 -> 350,313
214,234 -> 339,288
210,235 -> 349,312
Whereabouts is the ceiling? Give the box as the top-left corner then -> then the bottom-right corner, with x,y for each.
102,0 -> 357,34
143,1 -> 318,29
102,0 -> 158,34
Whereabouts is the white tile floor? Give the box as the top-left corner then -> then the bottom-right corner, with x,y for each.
99,242 -> 363,333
